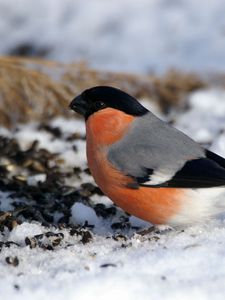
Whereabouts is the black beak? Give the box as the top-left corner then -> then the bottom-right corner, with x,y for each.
69,95 -> 88,116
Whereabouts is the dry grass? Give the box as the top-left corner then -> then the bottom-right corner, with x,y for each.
0,57 -> 71,127
0,56 -> 206,127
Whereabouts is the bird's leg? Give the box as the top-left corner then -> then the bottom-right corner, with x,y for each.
136,226 -> 155,236
136,224 -> 173,236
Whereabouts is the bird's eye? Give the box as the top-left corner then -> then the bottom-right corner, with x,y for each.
93,101 -> 106,110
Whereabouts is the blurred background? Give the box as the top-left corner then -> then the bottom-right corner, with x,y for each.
1,0 -> 225,74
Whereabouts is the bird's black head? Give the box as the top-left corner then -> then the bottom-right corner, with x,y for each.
69,86 -> 148,120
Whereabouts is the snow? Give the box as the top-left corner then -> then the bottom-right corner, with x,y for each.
173,89 -> 225,144
71,202 -> 100,226
1,0 -> 225,73
1,89 -> 225,299
8,223 -> 44,245
1,221 -> 225,300
0,191 -> 14,211
27,174 -> 47,186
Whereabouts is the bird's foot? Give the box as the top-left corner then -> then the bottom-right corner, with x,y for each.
136,224 -> 173,236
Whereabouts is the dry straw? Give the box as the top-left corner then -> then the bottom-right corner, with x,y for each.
0,56 -> 205,127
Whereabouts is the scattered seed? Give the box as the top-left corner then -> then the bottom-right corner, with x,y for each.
41,245 -> 54,251
38,124 -> 62,139
13,175 -> 27,182
14,284 -> 20,290
69,228 -> 80,236
0,211 -> 12,223
0,241 -> 19,251
183,243 -> 200,250
83,221 -> 94,229
0,131 -> 138,253
80,231 -> 93,244
136,227 -> 156,236
66,132 -> 85,141
121,242 -> 132,248
100,263 -> 117,268
111,221 -> 131,230
83,168 -> 91,175
5,256 -> 19,267
45,231 -> 56,237
51,237 -> 62,247
25,237 -> 37,249
113,234 -> 127,242
5,241 -> 20,248
94,204 -> 116,218
34,234 -> 44,240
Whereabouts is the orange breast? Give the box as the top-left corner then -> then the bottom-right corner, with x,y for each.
86,108 -> 183,224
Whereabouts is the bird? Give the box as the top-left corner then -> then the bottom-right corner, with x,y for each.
69,86 -> 225,226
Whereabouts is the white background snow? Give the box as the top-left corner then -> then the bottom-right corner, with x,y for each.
1,90 -> 225,300
1,0 -> 225,73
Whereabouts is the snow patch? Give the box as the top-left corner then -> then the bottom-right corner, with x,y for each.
9,223 -> 44,245
27,174 -> 47,186
71,202 -> 100,227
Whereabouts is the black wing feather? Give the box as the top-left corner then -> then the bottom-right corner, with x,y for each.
163,158 -> 225,188
138,151 -> 225,188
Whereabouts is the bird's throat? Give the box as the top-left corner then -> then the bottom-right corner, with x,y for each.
85,108 -> 134,146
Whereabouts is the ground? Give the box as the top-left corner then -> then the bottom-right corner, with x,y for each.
1,89 -> 225,300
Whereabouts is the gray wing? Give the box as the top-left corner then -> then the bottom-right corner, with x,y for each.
107,112 -> 206,186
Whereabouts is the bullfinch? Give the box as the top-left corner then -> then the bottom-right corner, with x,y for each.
69,86 -> 225,226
